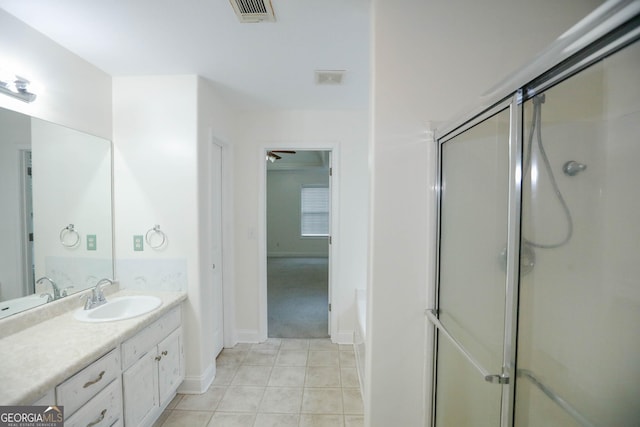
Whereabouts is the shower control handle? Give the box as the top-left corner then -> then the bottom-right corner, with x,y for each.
563,160 -> 587,176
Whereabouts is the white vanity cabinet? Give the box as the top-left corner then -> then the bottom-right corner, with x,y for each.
56,349 -> 123,427
121,307 -> 183,427
31,389 -> 55,405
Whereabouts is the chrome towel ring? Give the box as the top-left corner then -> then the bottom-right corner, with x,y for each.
60,224 -> 80,248
145,224 -> 166,249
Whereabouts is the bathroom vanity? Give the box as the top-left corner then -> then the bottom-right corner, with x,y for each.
0,289 -> 186,427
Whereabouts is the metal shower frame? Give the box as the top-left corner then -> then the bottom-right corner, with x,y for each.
428,1 -> 640,426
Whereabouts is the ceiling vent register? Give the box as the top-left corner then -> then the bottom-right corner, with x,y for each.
230,0 -> 276,23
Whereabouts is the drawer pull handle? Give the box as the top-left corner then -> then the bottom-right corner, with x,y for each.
155,355 -> 162,361
86,409 -> 106,427
162,350 -> 168,356
83,371 -> 105,388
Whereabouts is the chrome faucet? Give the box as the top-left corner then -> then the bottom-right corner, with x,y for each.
84,278 -> 113,310
36,276 -> 62,301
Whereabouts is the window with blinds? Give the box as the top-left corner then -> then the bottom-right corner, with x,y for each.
301,185 -> 329,237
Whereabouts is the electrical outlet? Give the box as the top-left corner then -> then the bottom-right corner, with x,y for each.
87,234 -> 97,251
134,235 -> 144,251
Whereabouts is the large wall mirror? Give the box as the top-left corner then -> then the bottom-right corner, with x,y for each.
0,106 -> 113,319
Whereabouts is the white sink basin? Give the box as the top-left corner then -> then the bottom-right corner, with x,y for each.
74,295 -> 162,322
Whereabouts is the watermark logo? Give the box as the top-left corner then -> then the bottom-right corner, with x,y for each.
0,406 -> 64,427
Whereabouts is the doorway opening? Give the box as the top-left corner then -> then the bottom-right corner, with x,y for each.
266,149 -> 332,338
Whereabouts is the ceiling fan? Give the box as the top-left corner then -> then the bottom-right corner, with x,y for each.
266,150 -> 296,162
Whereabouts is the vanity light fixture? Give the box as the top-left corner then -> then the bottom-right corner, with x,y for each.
0,73 -> 37,103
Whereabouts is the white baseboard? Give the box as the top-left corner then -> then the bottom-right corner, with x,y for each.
267,252 -> 329,258
236,329 -> 263,343
236,329 -> 353,345
332,330 -> 354,345
178,363 -> 215,394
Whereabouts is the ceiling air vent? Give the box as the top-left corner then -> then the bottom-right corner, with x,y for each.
230,0 -> 276,23
315,70 -> 346,85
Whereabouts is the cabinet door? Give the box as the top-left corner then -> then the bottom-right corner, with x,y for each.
157,328 -> 183,406
123,351 -> 159,427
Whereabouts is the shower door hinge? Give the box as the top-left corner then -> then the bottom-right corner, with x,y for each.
329,167 -> 333,176
329,236 -> 332,245
329,303 -> 332,312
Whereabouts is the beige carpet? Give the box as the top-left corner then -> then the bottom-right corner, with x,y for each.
267,257 -> 329,338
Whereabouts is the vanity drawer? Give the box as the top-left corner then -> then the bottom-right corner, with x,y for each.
31,389 -> 55,405
56,349 -> 120,416
64,378 -> 122,427
121,306 -> 180,369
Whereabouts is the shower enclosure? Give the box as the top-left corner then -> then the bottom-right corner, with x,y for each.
429,2 -> 640,426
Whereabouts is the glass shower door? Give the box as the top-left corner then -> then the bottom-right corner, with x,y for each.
433,105 -> 513,426
515,38 -> 640,427
432,8 -> 640,427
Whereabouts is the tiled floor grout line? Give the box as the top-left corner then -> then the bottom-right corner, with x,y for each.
157,339 -> 363,427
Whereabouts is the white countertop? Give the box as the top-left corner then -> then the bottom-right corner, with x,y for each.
0,289 -> 187,405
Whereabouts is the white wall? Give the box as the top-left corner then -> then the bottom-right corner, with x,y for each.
233,109 -> 369,343
0,9 -> 111,139
368,1 -> 602,425
113,75 -> 235,393
267,168 -> 330,257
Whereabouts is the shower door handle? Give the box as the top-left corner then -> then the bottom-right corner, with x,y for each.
425,309 -> 509,384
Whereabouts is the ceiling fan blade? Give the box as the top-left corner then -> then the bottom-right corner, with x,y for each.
267,151 -> 282,159
271,150 -> 296,154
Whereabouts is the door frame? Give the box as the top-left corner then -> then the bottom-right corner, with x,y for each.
258,142 -> 340,341
18,147 -> 34,296
210,139 -> 224,356
209,132 -> 236,349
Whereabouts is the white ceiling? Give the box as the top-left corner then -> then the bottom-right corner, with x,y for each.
0,0 -> 370,110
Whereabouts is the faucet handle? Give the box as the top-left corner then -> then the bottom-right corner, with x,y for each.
40,293 -> 53,303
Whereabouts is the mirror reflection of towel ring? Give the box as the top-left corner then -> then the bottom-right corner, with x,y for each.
145,224 -> 166,249
60,224 -> 80,248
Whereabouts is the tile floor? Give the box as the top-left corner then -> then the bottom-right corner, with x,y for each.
155,338 -> 364,427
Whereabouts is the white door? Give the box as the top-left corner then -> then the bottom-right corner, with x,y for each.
327,151 -> 332,335
211,142 -> 224,356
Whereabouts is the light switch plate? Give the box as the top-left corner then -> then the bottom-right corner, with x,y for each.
87,234 -> 97,251
134,235 -> 144,251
